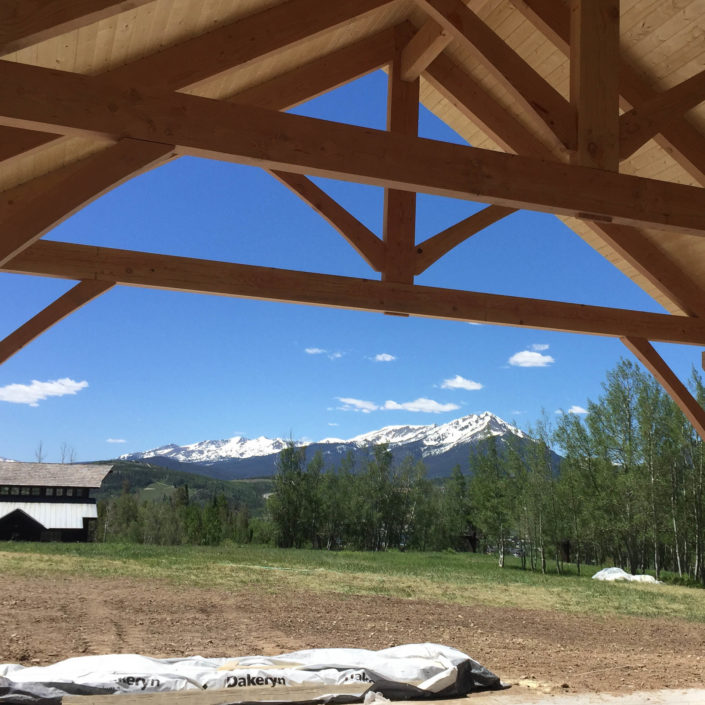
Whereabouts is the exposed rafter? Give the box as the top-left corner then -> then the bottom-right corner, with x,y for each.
0,280 -> 114,364
418,0 -> 576,150
0,0 -> 396,170
7,241 -> 705,346
400,19 -> 450,82
231,27 -> 395,111
0,139 -> 175,266
0,0 -> 154,54
620,70 -> 705,160
512,0 -> 705,185
622,337 -> 705,439
2,62 -> 705,236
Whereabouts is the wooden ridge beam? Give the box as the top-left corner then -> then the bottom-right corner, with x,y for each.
415,206 -> 516,274
622,336 -> 705,440
418,0 -> 576,150
570,0 -> 620,170
620,69 -> 705,160
7,240 -> 705,346
0,280 -> 114,364
3,62 -> 705,237
513,0 -> 705,186
270,171 -> 385,271
384,28 -> 419,284
0,139 -> 175,267
0,0 -> 153,55
400,20 -> 450,82
425,46 -> 705,318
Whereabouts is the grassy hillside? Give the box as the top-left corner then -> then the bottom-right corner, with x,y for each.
96,461 -> 272,514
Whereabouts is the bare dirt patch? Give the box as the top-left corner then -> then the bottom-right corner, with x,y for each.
1,574 -> 704,695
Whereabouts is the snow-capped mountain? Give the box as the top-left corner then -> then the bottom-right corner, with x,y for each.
120,412 -> 532,479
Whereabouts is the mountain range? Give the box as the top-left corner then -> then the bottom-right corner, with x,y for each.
120,412 -> 549,480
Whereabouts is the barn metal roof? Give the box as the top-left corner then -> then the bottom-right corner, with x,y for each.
0,462 -> 113,488
0,502 -> 98,530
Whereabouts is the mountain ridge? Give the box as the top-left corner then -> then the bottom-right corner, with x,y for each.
120,412 -> 535,480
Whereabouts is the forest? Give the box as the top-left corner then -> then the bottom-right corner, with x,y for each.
97,359 -> 705,585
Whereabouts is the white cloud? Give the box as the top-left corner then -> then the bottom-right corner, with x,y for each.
508,350 -> 555,367
374,353 -> 396,362
106,438 -> 127,444
329,352 -> 343,360
336,397 -> 378,413
531,343 -> 550,351
327,422 -> 339,427
306,347 -> 343,360
568,405 -> 588,414
305,347 -> 326,355
384,398 -> 459,413
0,378 -> 88,407
441,374 -> 483,391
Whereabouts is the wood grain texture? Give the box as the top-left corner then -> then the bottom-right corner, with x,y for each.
0,139 -> 175,266
419,0 -> 576,150
7,240 -> 705,346
0,0 -> 154,54
570,0 -> 620,170
0,280 -> 114,364
2,62 -> 704,236
622,336 -> 705,439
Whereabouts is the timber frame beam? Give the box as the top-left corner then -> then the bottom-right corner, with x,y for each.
2,61 -> 705,236
7,240 -> 705,346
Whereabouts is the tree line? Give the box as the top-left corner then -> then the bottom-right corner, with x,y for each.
96,359 -> 705,585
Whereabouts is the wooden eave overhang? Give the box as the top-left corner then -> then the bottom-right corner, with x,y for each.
1,0 -> 705,435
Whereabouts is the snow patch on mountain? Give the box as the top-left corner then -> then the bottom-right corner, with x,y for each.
120,412 -> 524,465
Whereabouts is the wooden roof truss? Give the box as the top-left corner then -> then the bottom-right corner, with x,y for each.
2,0 -> 705,435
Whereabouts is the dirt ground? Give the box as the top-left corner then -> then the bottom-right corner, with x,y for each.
1,574 -> 704,695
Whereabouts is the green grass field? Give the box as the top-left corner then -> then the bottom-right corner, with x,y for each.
1,542 -> 702,623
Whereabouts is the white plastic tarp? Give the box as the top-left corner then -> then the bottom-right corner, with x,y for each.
0,643 -> 505,703
592,567 -> 661,583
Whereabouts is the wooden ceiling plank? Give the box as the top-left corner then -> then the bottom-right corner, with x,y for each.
514,0 -> 705,186
383,29 -> 419,285
570,0 -> 620,170
621,336 -> 705,440
8,240 -> 705,346
101,0 -> 398,92
0,0 -> 396,169
424,52 -> 552,158
620,69 -> 705,160
231,27 -> 395,111
415,206 -> 516,274
0,138 -> 175,267
270,171 -> 385,271
582,221 -> 705,319
3,61 -> 705,236
0,280 -> 114,365
400,19 -> 451,82
0,0 -> 154,55
418,0 -> 576,150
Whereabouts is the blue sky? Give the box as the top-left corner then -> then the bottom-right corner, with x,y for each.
1,70 -> 702,462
